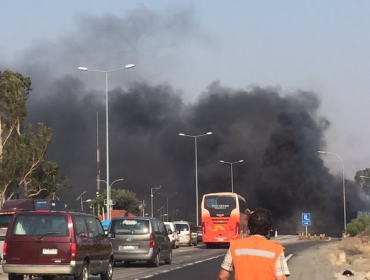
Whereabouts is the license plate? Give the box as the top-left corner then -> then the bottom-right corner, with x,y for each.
119,245 -> 135,250
216,237 -> 226,241
42,248 -> 58,255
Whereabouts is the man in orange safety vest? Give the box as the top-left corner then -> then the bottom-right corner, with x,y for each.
217,208 -> 290,280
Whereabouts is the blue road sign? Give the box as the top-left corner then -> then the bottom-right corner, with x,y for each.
302,213 -> 311,226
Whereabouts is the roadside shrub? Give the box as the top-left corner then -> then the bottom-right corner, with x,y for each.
346,219 -> 365,236
358,215 -> 370,229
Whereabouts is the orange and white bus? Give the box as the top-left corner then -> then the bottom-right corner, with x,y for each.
201,192 -> 248,248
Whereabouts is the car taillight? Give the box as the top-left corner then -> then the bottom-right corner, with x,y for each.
235,222 -> 239,235
149,233 -> 155,248
71,243 -> 76,259
3,241 -> 7,259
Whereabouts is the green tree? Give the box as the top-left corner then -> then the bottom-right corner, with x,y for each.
0,70 -> 68,203
92,189 -> 141,216
346,215 -> 370,236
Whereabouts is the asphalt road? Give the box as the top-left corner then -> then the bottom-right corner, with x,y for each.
0,236 -> 338,280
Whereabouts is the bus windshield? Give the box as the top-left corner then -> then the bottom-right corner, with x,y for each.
204,196 -> 236,217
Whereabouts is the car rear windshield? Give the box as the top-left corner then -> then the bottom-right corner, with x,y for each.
11,214 -> 68,236
174,223 -> 189,231
109,219 -> 150,235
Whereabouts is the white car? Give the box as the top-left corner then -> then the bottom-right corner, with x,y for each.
164,222 -> 179,249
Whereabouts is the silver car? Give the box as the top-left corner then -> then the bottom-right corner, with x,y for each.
107,217 -> 172,267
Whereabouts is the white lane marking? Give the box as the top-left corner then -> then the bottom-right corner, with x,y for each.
135,254 -> 225,280
285,254 -> 293,261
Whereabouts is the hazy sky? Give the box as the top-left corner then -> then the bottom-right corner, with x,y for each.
1,1 -> 370,220
3,0 -> 369,178
2,0 -> 370,232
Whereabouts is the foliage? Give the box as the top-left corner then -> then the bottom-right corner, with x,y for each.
0,69 -> 68,202
91,188 -> 141,216
346,215 -> 370,237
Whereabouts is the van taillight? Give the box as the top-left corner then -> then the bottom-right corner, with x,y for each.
71,243 -> 76,259
3,241 -> 7,259
149,233 -> 155,248
235,222 -> 239,235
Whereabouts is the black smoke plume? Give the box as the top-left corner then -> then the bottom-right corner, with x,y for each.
1,8 -> 365,236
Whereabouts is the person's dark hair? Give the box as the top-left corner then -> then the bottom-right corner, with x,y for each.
248,208 -> 273,236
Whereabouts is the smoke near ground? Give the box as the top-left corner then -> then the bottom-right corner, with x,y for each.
1,7 -> 365,235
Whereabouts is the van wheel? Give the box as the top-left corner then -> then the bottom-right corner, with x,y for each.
8,274 -> 23,280
164,251 -> 172,264
75,261 -> 89,280
193,241 -> 198,246
152,252 -> 160,267
101,259 -> 113,280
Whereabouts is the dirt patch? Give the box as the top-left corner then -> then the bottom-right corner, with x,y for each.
329,235 -> 370,278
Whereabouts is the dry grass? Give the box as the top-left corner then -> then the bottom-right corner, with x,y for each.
331,236 -> 370,273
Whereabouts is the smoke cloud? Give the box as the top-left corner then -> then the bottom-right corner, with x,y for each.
2,7 -> 365,235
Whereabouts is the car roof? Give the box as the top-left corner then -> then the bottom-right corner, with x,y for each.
10,210 -> 95,216
111,216 -> 159,221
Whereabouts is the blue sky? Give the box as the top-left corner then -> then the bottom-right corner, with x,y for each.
1,0 -> 370,178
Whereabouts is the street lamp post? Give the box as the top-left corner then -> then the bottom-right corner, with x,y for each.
150,186 -> 161,218
81,199 -> 92,212
179,132 -> 212,225
78,64 -> 135,221
318,150 -> 346,233
76,191 -> 87,211
219,160 -> 244,193
158,192 -> 178,222
97,178 -> 124,219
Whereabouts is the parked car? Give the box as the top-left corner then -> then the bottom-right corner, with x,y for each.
173,221 -> 198,246
2,210 -> 113,280
107,217 -> 172,267
196,226 -> 203,242
164,222 -> 179,249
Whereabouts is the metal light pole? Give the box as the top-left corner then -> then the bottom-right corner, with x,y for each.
318,150 -> 346,233
151,186 -> 161,217
76,191 -> 87,211
158,192 -> 178,222
78,64 -> 135,220
219,160 -> 244,193
81,199 -> 92,212
97,178 -> 124,219
179,132 -> 212,225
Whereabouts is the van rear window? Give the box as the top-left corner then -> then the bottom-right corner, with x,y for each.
11,214 -> 68,236
174,224 -> 189,231
109,219 -> 149,235
0,214 -> 13,226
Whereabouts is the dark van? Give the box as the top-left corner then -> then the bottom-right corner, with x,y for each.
107,217 -> 172,267
2,210 -> 113,280
0,199 -> 36,262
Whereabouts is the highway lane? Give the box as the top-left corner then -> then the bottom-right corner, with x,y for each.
112,244 -> 228,280
0,236 -> 337,280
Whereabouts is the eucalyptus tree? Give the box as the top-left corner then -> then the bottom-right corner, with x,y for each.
0,70 -> 67,203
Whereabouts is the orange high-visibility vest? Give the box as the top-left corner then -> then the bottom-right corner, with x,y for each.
230,235 -> 284,280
